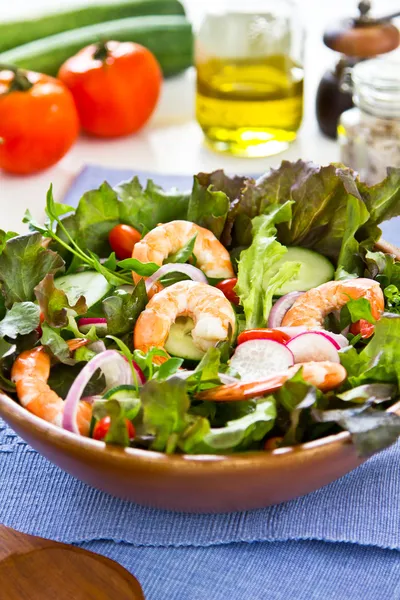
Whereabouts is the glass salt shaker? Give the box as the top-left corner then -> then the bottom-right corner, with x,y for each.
338,58 -> 400,185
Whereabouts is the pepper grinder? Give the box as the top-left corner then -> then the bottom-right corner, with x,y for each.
316,0 -> 400,139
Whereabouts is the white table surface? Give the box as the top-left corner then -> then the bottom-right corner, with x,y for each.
1,0 -> 399,232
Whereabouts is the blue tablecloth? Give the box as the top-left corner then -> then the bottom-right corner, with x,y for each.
2,165 -> 400,600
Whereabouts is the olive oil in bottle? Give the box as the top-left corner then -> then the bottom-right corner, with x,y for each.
195,3 -> 304,157
196,55 -> 304,157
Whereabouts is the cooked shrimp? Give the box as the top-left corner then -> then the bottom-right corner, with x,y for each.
282,278 -> 384,328
134,280 -> 236,356
11,340 -> 91,435
132,220 -> 234,283
196,361 -> 347,402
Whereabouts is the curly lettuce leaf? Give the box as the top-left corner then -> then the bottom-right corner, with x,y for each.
357,167 -> 400,224
235,203 -> 301,328
34,274 -> 87,328
0,233 -> 64,307
187,172 -> 243,239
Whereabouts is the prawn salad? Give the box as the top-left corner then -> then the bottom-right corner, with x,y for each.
2,161 -> 400,457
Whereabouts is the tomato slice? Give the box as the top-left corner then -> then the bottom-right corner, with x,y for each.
237,328 -> 291,345
108,224 -> 141,260
216,278 -> 239,305
92,416 -> 135,441
350,319 -> 375,339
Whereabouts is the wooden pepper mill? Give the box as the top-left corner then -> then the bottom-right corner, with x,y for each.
316,0 -> 400,139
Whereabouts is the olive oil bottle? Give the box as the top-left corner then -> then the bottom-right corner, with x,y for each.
195,3 -> 304,157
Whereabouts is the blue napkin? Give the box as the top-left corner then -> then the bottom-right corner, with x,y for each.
2,164 -> 400,600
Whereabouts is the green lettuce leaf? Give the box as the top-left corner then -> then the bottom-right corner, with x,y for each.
102,281 -> 147,337
92,397 -> 141,446
235,203 -> 301,328
181,397 -> 276,454
140,377 -> 191,453
116,177 -> 190,232
0,233 -> 64,306
0,337 -> 16,393
34,274 -> 87,328
0,302 -> 40,339
335,194 -> 370,279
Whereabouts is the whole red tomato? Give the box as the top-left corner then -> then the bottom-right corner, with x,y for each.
0,67 -> 79,174
109,224 -> 141,260
58,41 -> 162,137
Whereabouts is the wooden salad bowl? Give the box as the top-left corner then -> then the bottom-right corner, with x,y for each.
0,240 -> 399,514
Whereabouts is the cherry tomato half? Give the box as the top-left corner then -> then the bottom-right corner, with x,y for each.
216,278 -> 240,305
350,319 -> 375,339
92,416 -> 135,441
237,329 -> 291,346
109,224 -> 141,260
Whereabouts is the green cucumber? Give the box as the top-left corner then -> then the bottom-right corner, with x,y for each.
54,271 -> 113,308
274,247 -> 335,296
165,317 -> 205,361
0,15 -> 193,78
103,385 -> 139,400
0,0 -> 185,53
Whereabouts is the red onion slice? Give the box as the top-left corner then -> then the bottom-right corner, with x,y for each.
268,292 -> 304,328
62,350 -> 134,435
145,264 -> 207,294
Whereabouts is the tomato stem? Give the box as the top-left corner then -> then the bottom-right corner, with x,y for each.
93,41 -> 110,62
0,63 -> 33,92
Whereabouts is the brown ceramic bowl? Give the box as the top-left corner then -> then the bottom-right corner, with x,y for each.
0,240 -> 399,514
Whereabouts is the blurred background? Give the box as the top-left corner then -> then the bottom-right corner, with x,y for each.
0,0 -> 399,230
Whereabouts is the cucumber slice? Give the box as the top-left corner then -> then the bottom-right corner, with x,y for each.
165,317 -> 205,361
274,247 -> 334,296
103,385 -> 139,400
55,271 -> 113,308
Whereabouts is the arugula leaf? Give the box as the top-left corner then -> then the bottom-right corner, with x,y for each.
116,177 -> 190,232
0,233 -> 64,306
102,252 -> 118,271
92,397 -> 141,446
155,358 -> 184,381
182,397 -> 276,454
117,258 -> 159,276
0,302 -> 40,339
165,234 -> 197,264
384,285 -> 400,314
235,203 -> 301,328
187,175 -> 230,239
102,281 -> 147,336
140,377 -> 191,453
185,347 -> 223,393
34,274 -> 87,328
40,322 -> 75,365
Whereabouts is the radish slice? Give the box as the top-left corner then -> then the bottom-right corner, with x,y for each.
273,327 -> 349,349
145,264 -> 207,294
63,350 -> 135,435
268,292 -> 304,328
287,332 -> 340,364
229,340 -> 294,383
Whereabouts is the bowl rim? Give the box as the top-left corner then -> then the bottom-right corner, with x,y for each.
0,239 -> 399,472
